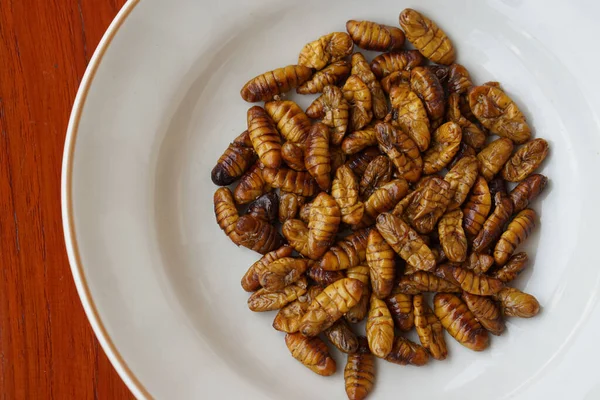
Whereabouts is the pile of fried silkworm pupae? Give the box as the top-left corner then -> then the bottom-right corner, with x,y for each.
212,8 -> 548,400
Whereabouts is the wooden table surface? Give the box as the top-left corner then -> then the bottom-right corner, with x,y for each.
0,0 -> 132,398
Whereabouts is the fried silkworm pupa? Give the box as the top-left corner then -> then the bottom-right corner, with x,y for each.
359,155 -> 393,198
446,63 -> 473,94
423,121 -> 462,174
282,219 -> 311,258
402,176 -> 451,234
435,264 -> 504,296
399,8 -> 455,64
298,32 -> 354,70
247,192 -> 279,223
346,146 -> 381,177
448,142 -> 477,171
324,319 -> 359,354
234,163 -> 268,205
307,193 -> 341,260
388,83 -> 431,152
494,209 -> 536,266
366,295 -> 395,358
262,167 -> 319,197
370,50 -> 425,79
278,192 -> 305,224
247,106 -> 282,169
366,229 -> 396,299
344,337 -> 375,400
351,53 -> 388,119
331,165 -> 365,225
386,292 -> 414,331
411,66 -> 446,120
240,65 -> 312,102
462,252 -> 495,275
427,64 -> 450,86
235,214 -> 284,255
509,173 -> 548,213
477,138 -> 514,182
307,264 -> 344,287
413,294 -> 447,360
342,124 -> 377,155
299,278 -> 364,336
285,332 -> 336,376
214,187 -> 240,240
385,336 -> 429,366
462,176 -> 492,237
346,19 -> 405,51
306,85 -> 350,145
299,203 -> 312,224
305,123 -> 332,191
447,93 -> 487,151
264,101 -> 310,147
376,213 -> 437,272
363,179 -> 410,225
273,285 -> 322,333
375,121 -> 423,183
343,75 -> 373,131
462,292 -> 505,336
380,70 -> 411,95
211,130 -> 256,186
396,271 -> 461,294
242,245 -> 293,292
492,252 -> 528,283
248,276 -> 308,312
434,293 -> 489,351
319,228 -> 371,271
345,265 -> 370,324
444,155 -> 480,210
488,176 -> 508,203
258,257 -> 310,291
502,138 -> 549,182
495,287 -> 540,318
297,60 -> 351,94
438,209 -> 468,263
472,192 -> 514,252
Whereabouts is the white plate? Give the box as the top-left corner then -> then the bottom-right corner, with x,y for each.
62,0 -> 600,398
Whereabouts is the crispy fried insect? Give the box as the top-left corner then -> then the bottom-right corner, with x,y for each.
396,271 -> 461,294
462,176 -> 491,237
462,292 -> 505,335
279,192 -> 305,224
493,252 -> 528,283
376,213 -> 436,272
211,131 -> 256,186
444,155 -> 480,210
434,293 -> 489,351
438,209 -> 468,263
366,295 -> 394,358
241,65 -> 313,102
364,179 -> 410,223
306,86 -> 350,144
319,228 -> 371,271
242,245 -> 294,292
346,19 -> 405,52
494,209 -> 536,266
411,66 -> 445,120
247,192 -> 279,223
331,165 -> 365,225
258,257 -> 310,291
447,93 -> 487,151
300,278 -> 364,336
264,101 -> 309,145
435,264 -> 504,296
402,176 -> 451,234
388,83 -> 431,152
423,121 -> 462,174
462,252 -> 494,275
247,106 -> 282,169
366,230 -> 396,299
448,143 -> 477,171
282,219 -> 311,257
234,163 -> 268,205
307,193 -> 341,260
359,155 -> 393,198
281,142 -> 305,171
385,336 -> 429,366
298,32 -> 354,70
248,277 -> 308,312
510,174 -> 548,213
468,84 -> 531,144
380,70 -> 411,94
324,319 -> 359,354
346,146 -> 381,177
351,53 -> 388,119
341,124 -> 377,155
427,64 -> 450,85
297,60 -> 351,94
344,337 -> 375,400
413,294 -> 447,360
502,138 -> 549,182
345,265 -> 371,324
299,203 -> 312,224
307,264 -> 344,287
386,292 -> 414,331
472,192 -> 514,252
343,75 -> 373,131
273,286 -> 322,333
370,50 -> 425,79
495,287 -> 540,318
214,187 -> 240,239
330,146 -> 346,172
262,167 -> 319,197
489,177 -> 508,206
285,332 -> 336,376
399,8 -> 455,65
235,214 -> 284,255
375,122 -> 423,183
477,138 -> 514,182
305,123 -> 332,191
447,64 -> 473,94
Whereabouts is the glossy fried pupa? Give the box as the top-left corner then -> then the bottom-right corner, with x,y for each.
246,192 -> 279,223
410,66 -> 446,120
461,252 -> 495,275
211,130 -> 256,186
434,293 -> 489,351
282,219 -> 311,258
343,75 -> 373,131
351,53 -> 388,119
386,292 -> 414,331
359,155 -> 393,198
366,229 -> 396,299
281,142 -> 305,171
324,319 -> 359,354
345,265 -> 371,324
462,176 -> 492,237
401,176 -> 451,234
462,292 -> 505,336
298,32 -> 354,70
472,192 -> 514,252
306,85 -> 350,145
285,332 -> 336,376
502,138 -> 549,182
307,264 -> 344,287
297,60 -> 351,94
370,50 -> 424,79
364,179 -> 410,222
366,295 -> 395,358
241,65 -> 313,102
399,8 -> 455,65
248,277 -> 308,312
388,83 -> 431,152
278,192 -> 305,223
273,285 -> 322,333
264,100 -> 311,144
258,257 -> 310,291
319,228 -> 371,271
380,70 -> 411,94
234,214 -> 284,254
241,245 -> 293,292
413,294 -> 447,360
447,63 -> 473,94
214,187 -> 241,244
422,121 -> 462,174
344,337 -> 375,400
341,124 -> 377,155
374,122 -> 423,183
494,209 -> 536,266
495,287 -> 540,318
435,264 -> 504,296
345,146 -> 381,177
444,155 -> 480,210
331,165 -> 365,225
262,167 -> 319,197
396,271 -> 461,294
477,138 -> 514,182
234,163 -> 268,205
305,123 -> 332,191
492,252 -> 528,283
247,106 -> 282,169
446,93 -> 487,151
438,209 -> 468,263
509,174 -> 548,213
385,336 -> 429,366
346,19 -> 405,51
307,193 -> 341,260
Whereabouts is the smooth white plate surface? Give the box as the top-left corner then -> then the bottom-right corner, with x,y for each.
62,0 -> 600,399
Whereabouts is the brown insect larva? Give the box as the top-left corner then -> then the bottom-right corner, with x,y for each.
346,146 -> 381,177
282,219 -> 311,258
374,121 -> 423,183
447,64 -> 473,94
240,65 -> 313,102
434,293 -> 489,351
376,213 -> 437,273
235,214 -> 284,255
477,138 -> 515,182
444,155 -> 480,210
370,50 -> 425,79
462,292 -> 505,336
307,193 -> 341,260
472,192 -> 514,252
247,106 -> 282,169
262,167 -> 319,197
345,265 -> 371,324
359,155 -> 393,198
396,271 -> 461,294
305,123 -> 332,191
264,102 -> 310,147
363,179 -> 410,226
306,85 -> 350,145
257,257 -> 310,291
351,53 -> 388,119
319,228 -> 371,271
495,287 -> 540,318
278,192 -> 305,224
366,295 -> 395,358
211,130 -> 256,186
385,336 -> 429,366
380,70 -> 411,94
411,66 -> 446,120
402,176 -> 451,234
324,319 -> 359,354
297,60 -> 351,94
386,292 -> 414,331
366,229 -> 396,299
343,75 -> 374,131
462,176 -> 492,237
248,277 -> 308,312
234,163 -> 268,205
307,264 -> 344,287
298,32 -> 354,70
462,252 -> 495,275
490,175 -> 510,200
331,165 -> 365,226
413,294 -> 447,360
423,121 -> 462,174
341,124 -> 377,155
492,252 -> 528,283
273,285 -> 323,333
285,332 -> 336,376
214,187 -> 241,244
346,19 -> 405,51
494,209 -> 536,266
502,138 -> 549,182
438,209 -> 468,263
399,8 -> 455,64
435,264 -> 504,296
344,337 -> 375,400
468,84 -> 531,144
388,83 -> 431,152
510,174 -> 548,213
246,192 -> 279,224
427,64 -> 450,86
446,93 -> 487,151
300,278 -> 364,336
241,245 -> 293,292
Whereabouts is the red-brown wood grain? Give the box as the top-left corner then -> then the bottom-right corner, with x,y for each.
0,1 -> 132,398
